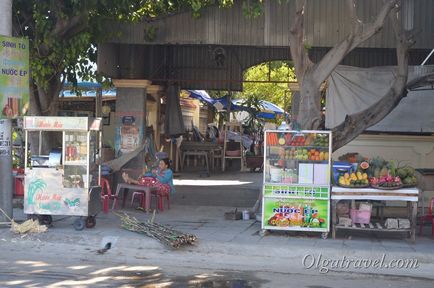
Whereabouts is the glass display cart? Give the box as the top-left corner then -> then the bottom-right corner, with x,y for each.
23,116 -> 102,230
262,130 -> 332,238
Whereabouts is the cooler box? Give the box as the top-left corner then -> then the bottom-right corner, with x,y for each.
332,161 -> 352,185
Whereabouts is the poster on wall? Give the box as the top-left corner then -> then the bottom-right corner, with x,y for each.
0,36 -> 29,119
115,115 -> 141,156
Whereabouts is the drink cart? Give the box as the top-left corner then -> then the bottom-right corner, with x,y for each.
262,130 -> 332,239
23,116 -> 102,230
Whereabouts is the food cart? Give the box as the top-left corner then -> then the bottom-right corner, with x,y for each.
23,116 -> 102,230
262,130 -> 332,238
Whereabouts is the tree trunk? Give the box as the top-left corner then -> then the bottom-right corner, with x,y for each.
296,78 -> 322,130
28,75 -> 63,154
288,0 -> 404,148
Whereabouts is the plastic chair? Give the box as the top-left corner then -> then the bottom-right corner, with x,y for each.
100,177 -> 117,212
152,190 -> 170,212
131,191 -> 145,208
418,197 -> 434,237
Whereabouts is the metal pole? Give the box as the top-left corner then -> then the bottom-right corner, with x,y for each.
0,0 -> 13,222
421,48 -> 434,66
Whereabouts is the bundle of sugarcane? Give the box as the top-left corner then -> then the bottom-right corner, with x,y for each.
0,208 -> 47,234
11,219 -> 48,234
115,212 -> 197,249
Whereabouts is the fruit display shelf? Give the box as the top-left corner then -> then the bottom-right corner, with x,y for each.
370,184 -> 403,190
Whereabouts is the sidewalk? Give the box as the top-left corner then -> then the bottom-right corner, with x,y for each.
3,203 -> 434,281
2,171 -> 433,284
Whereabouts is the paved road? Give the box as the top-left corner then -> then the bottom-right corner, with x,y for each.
1,232 -> 433,288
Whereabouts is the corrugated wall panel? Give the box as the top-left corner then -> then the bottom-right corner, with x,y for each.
109,0 -> 434,49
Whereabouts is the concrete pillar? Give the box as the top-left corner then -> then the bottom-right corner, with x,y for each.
113,79 -> 150,177
0,0 -> 13,222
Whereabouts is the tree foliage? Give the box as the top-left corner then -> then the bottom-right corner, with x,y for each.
12,0 -> 237,116
241,61 -> 295,112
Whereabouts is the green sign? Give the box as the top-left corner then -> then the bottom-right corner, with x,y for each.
264,184 -> 329,198
263,198 -> 329,231
0,36 -> 29,119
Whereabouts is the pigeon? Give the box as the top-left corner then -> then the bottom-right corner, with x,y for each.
96,242 -> 111,254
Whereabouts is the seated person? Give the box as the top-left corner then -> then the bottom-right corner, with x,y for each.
122,158 -> 175,195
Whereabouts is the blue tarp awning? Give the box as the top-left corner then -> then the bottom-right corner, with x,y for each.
187,90 -> 284,119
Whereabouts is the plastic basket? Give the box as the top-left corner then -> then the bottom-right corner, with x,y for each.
350,209 -> 371,224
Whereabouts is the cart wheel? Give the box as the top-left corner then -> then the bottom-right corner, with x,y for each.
73,218 -> 85,231
85,216 -> 96,229
27,214 -> 38,221
321,232 -> 329,240
259,229 -> 269,237
38,215 -> 52,226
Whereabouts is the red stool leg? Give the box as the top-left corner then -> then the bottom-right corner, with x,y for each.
102,195 -> 109,214
431,218 -> 434,237
159,194 -> 164,211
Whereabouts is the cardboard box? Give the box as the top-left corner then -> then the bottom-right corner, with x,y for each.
298,163 -> 314,184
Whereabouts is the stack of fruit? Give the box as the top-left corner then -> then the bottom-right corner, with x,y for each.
396,166 -> 417,187
289,134 -> 305,146
338,171 -> 369,187
312,134 -> 329,147
370,175 -> 402,188
284,148 -> 328,161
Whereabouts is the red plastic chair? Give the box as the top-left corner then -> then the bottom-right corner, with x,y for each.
418,197 -> 434,237
100,177 -> 117,213
131,191 -> 146,208
151,190 -> 170,212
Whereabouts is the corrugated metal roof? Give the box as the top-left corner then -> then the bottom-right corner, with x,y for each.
107,0 -> 434,49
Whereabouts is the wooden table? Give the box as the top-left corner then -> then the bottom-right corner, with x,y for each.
180,141 -> 222,172
112,183 -> 154,212
331,186 -> 419,242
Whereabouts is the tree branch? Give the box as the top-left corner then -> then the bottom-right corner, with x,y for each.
288,0 -> 313,82
332,7 -> 415,151
50,0 -> 89,39
312,0 -> 397,84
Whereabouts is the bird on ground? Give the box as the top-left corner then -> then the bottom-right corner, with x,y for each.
96,242 -> 111,254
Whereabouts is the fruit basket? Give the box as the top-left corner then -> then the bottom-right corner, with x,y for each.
371,184 -> 403,190
338,184 -> 370,189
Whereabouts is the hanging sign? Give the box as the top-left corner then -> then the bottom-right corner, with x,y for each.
24,116 -> 89,131
0,35 -> 29,119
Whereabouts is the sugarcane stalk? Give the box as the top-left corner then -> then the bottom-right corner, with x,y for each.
114,212 -> 197,248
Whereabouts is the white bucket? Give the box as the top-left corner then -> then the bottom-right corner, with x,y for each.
242,210 -> 250,220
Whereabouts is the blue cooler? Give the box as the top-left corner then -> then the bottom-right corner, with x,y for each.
332,161 -> 352,185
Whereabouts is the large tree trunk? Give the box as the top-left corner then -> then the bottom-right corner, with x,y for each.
332,9 -> 416,150
297,78 -> 322,130
288,0 -> 407,149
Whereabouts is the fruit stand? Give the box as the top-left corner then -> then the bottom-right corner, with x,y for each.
331,155 -> 420,242
262,130 -> 332,238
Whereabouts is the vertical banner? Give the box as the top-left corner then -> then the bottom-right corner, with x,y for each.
0,36 -> 29,118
